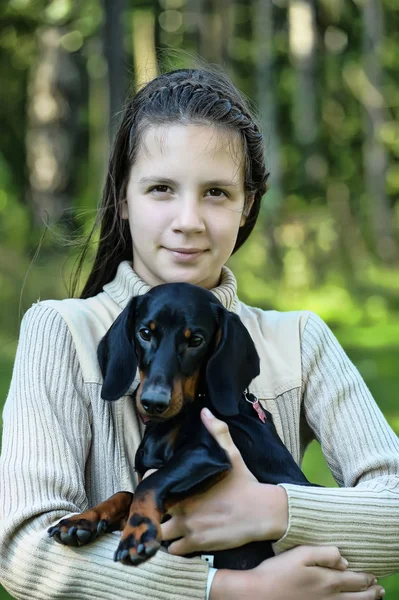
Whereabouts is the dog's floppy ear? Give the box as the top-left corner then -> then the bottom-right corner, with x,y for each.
206,306 -> 260,417
97,297 -> 138,401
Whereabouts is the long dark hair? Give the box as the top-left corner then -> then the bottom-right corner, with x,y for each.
72,68 -> 269,298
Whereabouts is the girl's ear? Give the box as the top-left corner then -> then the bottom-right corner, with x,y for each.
97,297 -> 138,401
240,193 -> 255,227
205,305 -> 260,417
120,199 -> 129,220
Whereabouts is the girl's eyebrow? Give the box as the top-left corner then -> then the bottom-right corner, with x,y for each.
138,176 -> 239,188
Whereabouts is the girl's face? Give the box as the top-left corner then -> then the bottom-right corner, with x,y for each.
121,123 -> 250,289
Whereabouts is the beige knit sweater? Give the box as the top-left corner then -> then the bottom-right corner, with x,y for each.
1,262 -> 399,600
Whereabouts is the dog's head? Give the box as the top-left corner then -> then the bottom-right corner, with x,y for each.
98,283 -> 260,420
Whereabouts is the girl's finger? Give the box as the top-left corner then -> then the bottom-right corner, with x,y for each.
302,545 -> 348,570
142,468 -> 157,479
161,516 -> 184,542
337,572 -> 380,593
200,408 -> 240,460
340,586 -> 385,600
167,536 -> 194,556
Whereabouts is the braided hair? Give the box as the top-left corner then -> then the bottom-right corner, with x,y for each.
77,69 -> 269,298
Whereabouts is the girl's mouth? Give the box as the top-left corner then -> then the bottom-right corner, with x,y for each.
165,248 -> 207,262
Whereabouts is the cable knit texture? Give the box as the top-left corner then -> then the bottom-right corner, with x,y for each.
1,261 -> 398,599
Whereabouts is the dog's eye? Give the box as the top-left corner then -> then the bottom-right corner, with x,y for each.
139,328 -> 152,342
188,335 -> 203,348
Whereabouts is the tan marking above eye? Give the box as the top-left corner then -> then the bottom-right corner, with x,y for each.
149,321 -> 156,331
184,329 -> 191,339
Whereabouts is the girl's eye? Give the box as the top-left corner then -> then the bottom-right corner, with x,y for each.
207,188 -> 226,198
149,185 -> 171,194
139,328 -> 152,342
188,335 -> 203,348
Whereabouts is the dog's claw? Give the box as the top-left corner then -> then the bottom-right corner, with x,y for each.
97,520 -> 108,534
129,553 -> 144,565
47,526 -> 57,537
76,529 -> 92,543
114,549 -> 130,562
47,517 -> 106,547
145,542 -> 159,557
60,531 -> 75,544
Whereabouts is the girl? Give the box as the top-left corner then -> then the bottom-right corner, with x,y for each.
1,68 -> 398,600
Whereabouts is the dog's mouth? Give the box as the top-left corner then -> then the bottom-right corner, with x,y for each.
137,411 -> 151,425
134,372 -> 201,423
134,392 -> 183,424
136,407 -> 173,424
135,394 -> 200,425
133,372 -> 203,425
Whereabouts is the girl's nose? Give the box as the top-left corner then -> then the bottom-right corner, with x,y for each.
172,197 -> 206,234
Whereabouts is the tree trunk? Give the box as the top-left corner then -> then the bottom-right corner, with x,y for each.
253,0 -> 284,273
362,0 -> 398,263
26,26 -> 82,229
184,0 -> 203,55
198,0 -> 233,67
84,37 -> 109,214
131,8 -> 158,91
102,0 -> 126,140
326,181 -> 362,289
288,0 -> 318,147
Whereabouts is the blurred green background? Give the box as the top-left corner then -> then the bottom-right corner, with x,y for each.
1,0 -> 399,597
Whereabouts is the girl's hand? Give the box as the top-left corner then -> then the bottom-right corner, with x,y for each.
210,546 -> 385,600
161,408 -> 288,555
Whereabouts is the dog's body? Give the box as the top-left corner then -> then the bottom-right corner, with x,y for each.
48,283 -> 315,570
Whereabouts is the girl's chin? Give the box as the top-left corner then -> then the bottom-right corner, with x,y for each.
161,269 -> 208,285
158,263 -> 220,288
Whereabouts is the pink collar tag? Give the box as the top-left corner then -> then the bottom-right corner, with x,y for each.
244,391 -> 267,423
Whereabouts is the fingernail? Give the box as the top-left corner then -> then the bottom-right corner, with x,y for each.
373,579 -> 378,585
378,589 -> 385,598
203,408 -> 214,419
341,558 -> 349,567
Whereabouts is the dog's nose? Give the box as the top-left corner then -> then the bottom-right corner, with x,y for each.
140,389 -> 170,415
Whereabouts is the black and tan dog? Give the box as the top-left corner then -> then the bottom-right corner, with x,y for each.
48,283 -> 315,570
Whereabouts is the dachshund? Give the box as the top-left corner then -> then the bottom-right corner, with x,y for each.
48,282 -> 316,570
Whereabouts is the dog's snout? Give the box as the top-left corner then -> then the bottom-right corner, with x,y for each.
140,389 -> 170,415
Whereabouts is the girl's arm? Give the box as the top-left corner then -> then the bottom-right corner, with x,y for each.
162,311 -> 398,583
162,411 -> 383,600
0,304 -> 208,600
272,312 -> 399,576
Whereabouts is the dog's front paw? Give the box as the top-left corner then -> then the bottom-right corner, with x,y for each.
114,513 -> 161,565
48,515 -> 110,547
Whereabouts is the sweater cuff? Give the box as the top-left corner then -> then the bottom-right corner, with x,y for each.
273,483 -> 357,553
272,482 -> 399,575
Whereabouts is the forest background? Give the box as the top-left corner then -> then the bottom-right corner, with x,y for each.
1,0 -> 398,597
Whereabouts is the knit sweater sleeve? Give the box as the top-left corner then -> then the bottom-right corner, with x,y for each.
272,312 -> 399,576
0,304 -> 208,600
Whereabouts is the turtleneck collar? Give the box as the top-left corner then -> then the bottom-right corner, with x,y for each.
103,261 -> 240,313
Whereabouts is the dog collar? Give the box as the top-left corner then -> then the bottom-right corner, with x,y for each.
244,391 -> 267,423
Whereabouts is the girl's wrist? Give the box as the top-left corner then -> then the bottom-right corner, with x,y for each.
209,568 -> 251,600
269,484 -> 289,540
245,482 -> 288,542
